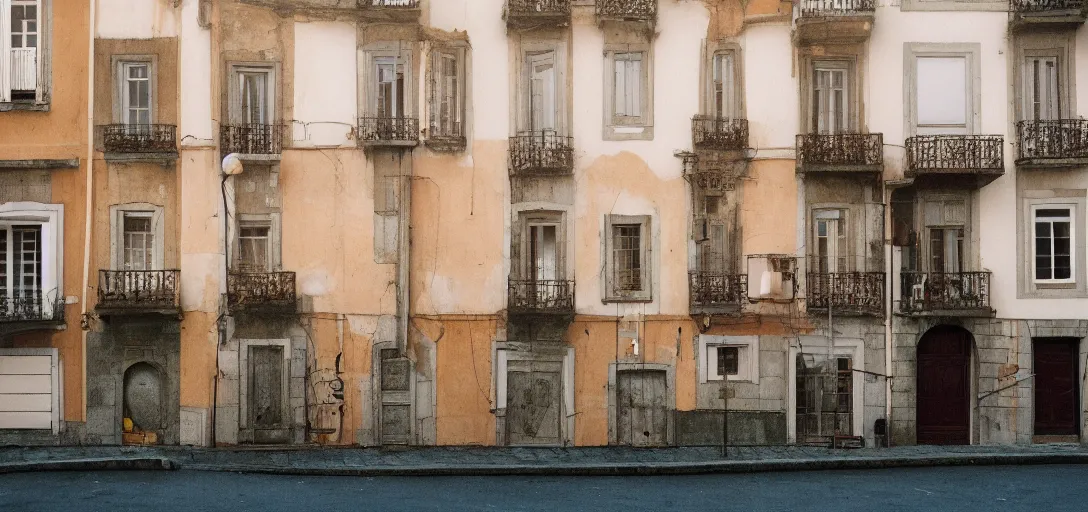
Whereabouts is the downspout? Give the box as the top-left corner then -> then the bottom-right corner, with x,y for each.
397,156 -> 411,356
884,182 -> 893,447
81,0 -> 98,422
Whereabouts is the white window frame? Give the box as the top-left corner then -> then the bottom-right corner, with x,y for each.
1023,56 -> 1060,122
603,214 -> 652,303
228,64 -> 276,125
698,335 -> 759,383
603,44 -> 653,141
109,204 -> 164,271
428,46 -> 466,139
905,44 -> 981,137
0,0 -> 51,106
813,209 -> 847,273
0,202 -> 62,317
113,56 -> 156,126
522,212 -> 565,282
360,42 -> 415,121
811,62 -> 850,135
1031,204 -> 1075,285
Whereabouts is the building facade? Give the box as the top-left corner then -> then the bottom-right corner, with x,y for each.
0,0 -> 1086,448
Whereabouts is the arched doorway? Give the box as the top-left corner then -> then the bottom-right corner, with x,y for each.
123,362 -> 164,439
916,325 -> 973,445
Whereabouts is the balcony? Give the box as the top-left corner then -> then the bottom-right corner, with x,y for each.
692,116 -> 749,152
905,135 -> 1004,188
96,270 -> 180,316
98,124 -> 177,160
426,122 -> 466,152
505,0 -> 571,29
0,291 -> 64,334
1011,0 -> 1086,31
1015,120 -> 1088,168
227,272 -> 297,313
508,279 -> 575,317
689,272 -> 747,313
596,0 -> 656,23
806,272 -> 884,316
796,133 -> 883,174
357,0 -> 421,22
358,116 -> 420,147
898,271 -> 993,317
509,131 -> 574,176
794,0 -> 875,45
220,124 -> 284,156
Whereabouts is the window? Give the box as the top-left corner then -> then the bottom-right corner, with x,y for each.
363,44 -> 414,124
237,221 -> 271,273
796,355 -> 854,439
376,56 -> 405,119
119,61 -> 152,126
2,0 -> 49,103
528,51 -> 556,132
709,51 -> 736,119
110,205 -> 164,271
230,66 -> 274,125
0,204 -> 62,317
1024,56 -> 1059,121
930,228 -> 964,274
528,223 -> 559,282
717,346 -> 738,376
429,48 -> 465,139
923,195 -> 969,273
0,224 -> 42,299
813,210 -> 847,273
612,52 -> 643,122
604,44 -> 653,140
1033,206 -> 1074,283
698,335 -> 758,383
907,45 -> 980,137
604,215 -> 651,302
122,212 -> 153,270
811,64 -> 848,134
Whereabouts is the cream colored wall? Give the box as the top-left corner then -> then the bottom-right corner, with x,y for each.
96,0 -> 178,39
292,21 -> 356,148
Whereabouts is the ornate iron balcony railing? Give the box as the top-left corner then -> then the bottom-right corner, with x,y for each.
509,131 -> 574,175
596,0 -> 656,21
427,121 -> 466,151
807,272 -> 884,316
227,272 -> 297,311
97,270 -> 180,311
798,0 -> 875,16
0,290 -> 64,323
692,116 -> 749,151
898,271 -> 992,315
359,116 -> 420,144
506,0 -> 571,22
220,124 -> 284,155
796,133 -> 883,171
1016,120 -> 1088,163
689,272 -> 747,309
359,0 -> 419,7
905,135 -> 1004,176
508,279 -> 575,315
100,124 -> 177,153
1012,0 -> 1085,13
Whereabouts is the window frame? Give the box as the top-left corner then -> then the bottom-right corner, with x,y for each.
920,192 -> 971,274
812,209 -> 848,273
1018,192 -> 1087,298
0,202 -> 62,316
603,42 -> 653,141
1014,35 -> 1076,123
698,335 -> 759,384
1031,204 -> 1076,285
360,42 -> 415,121
520,211 -> 566,283
603,214 -> 652,303
109,203 -> 164,271
905,43 -> 981,137
514,40 -> 568,136
427,45 -> 467,140
232,213 -> 281,273
810,61 -> 851,135
0,0 -> 52,107
111,55 -> 157,125
227,63 -> 277,125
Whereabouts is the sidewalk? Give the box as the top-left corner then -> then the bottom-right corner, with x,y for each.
2,444 -> 1087,476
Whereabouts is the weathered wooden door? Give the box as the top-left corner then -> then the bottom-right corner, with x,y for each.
1034,339 -> 1079,437
616,370 -> 668,446
916,326 -> 972,445
506,361 -> 562,445
248,345 -> 285,443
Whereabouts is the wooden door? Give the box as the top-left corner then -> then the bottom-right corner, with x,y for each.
616,370 -> 668,446
506,361 -> 562,446
248,345 -> 285,443
1034,339 -> 1079,437
916,325 -> 972,445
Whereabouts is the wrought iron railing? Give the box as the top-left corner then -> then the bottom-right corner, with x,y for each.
508,279 -> 575,314
359,116 -> 420,144
100,124 -> 177,153
797,133 -> 883,170
596,0 -> 656,20
898,271 -> 991,314
0,290 -> 64,323
905,135 -> 1004,175
689,272 -> 747,309
97,270 -> 180,310
1016,120 -> 1088,162
807,272 -> 884,315
220,124 -> 284,155
359,0 -> 420,7
509,131 -> 574,175
506,0 -> 571,18
1012,0 -> 1085,13
798,0 -> 876,16
692,116 -> 749,151
227,272 -> 297,311
427,121 -> 466,151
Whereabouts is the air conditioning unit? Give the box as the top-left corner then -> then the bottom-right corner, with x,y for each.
747,254 -> 796,302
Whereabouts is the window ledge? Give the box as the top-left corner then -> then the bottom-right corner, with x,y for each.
604,125 -> 653,141
602,296 -> 652,304
0,102 -> 50,113
0,159 -> 80,170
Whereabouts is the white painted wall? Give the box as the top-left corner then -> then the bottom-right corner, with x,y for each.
178,0 -> 212,145
96,0 -> 178,39
293,21 -> 357,147
743,23 -> 798,152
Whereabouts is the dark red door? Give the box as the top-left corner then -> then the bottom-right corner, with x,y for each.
917,325 -> 972,445
1034,339 -> 1079,436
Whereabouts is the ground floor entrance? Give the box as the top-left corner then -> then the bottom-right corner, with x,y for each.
1034,338 -> 1079,439
917,325 -> 972,445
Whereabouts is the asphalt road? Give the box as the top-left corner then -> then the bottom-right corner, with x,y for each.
2,465 -> 1086,511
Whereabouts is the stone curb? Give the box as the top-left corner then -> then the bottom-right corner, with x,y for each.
0,458 -> 176,474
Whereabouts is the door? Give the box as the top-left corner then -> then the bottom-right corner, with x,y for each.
796,355 -> 854,444
527,52 -> 556,133
1034,339 -> 1079,437
616,370 -> 668,446
527,222 -> 559,307
0,353 -> 54,430
812,65 -> 848,135
917,325 -> 972,445
248,345 -> 286,443
506,360 -> 563,445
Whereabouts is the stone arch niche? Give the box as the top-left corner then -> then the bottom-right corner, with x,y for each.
123,362 -> 165,443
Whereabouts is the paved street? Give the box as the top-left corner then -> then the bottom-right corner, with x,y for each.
2,465 -> 1086,512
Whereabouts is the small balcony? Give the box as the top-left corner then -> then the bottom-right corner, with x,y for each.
905,135 -> 1004,188
358,116 -> 420,147
505,0 -> 571,29
796,133 -> 883,174
220,124 -> 284,156
426,122 -> 466,152
689,272 -> 747,313
98,124 -> 178,160
96,270 -> 181,316
596,0 -> 656,23
357,0 -> 421,22
806,272 -> 884,316
794,0 -> 875,45
898,271 -> 993,317
227,272 -> 297,313
1011,0 -> 1086,31
509,131 -> 574,176
692,116 -> 749,152
1015,120 -> 1088,168
508,279 -> 575,317
0,291 -> 64,328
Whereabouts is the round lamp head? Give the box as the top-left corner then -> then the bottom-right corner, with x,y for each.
221,153 -> 244,176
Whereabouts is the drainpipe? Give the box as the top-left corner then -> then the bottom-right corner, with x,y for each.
884,183 -> 893,447
81,0 -> 98,423
397,156 -> 411,356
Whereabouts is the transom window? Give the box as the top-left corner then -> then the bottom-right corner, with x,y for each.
1033,206 -> 1074,283
122,212 -> 154,271
121,62 -> 151,126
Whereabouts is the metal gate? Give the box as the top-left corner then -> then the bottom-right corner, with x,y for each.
616,369 -> 668,446
506,360 -> 563,445
796,354 -> 853,445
